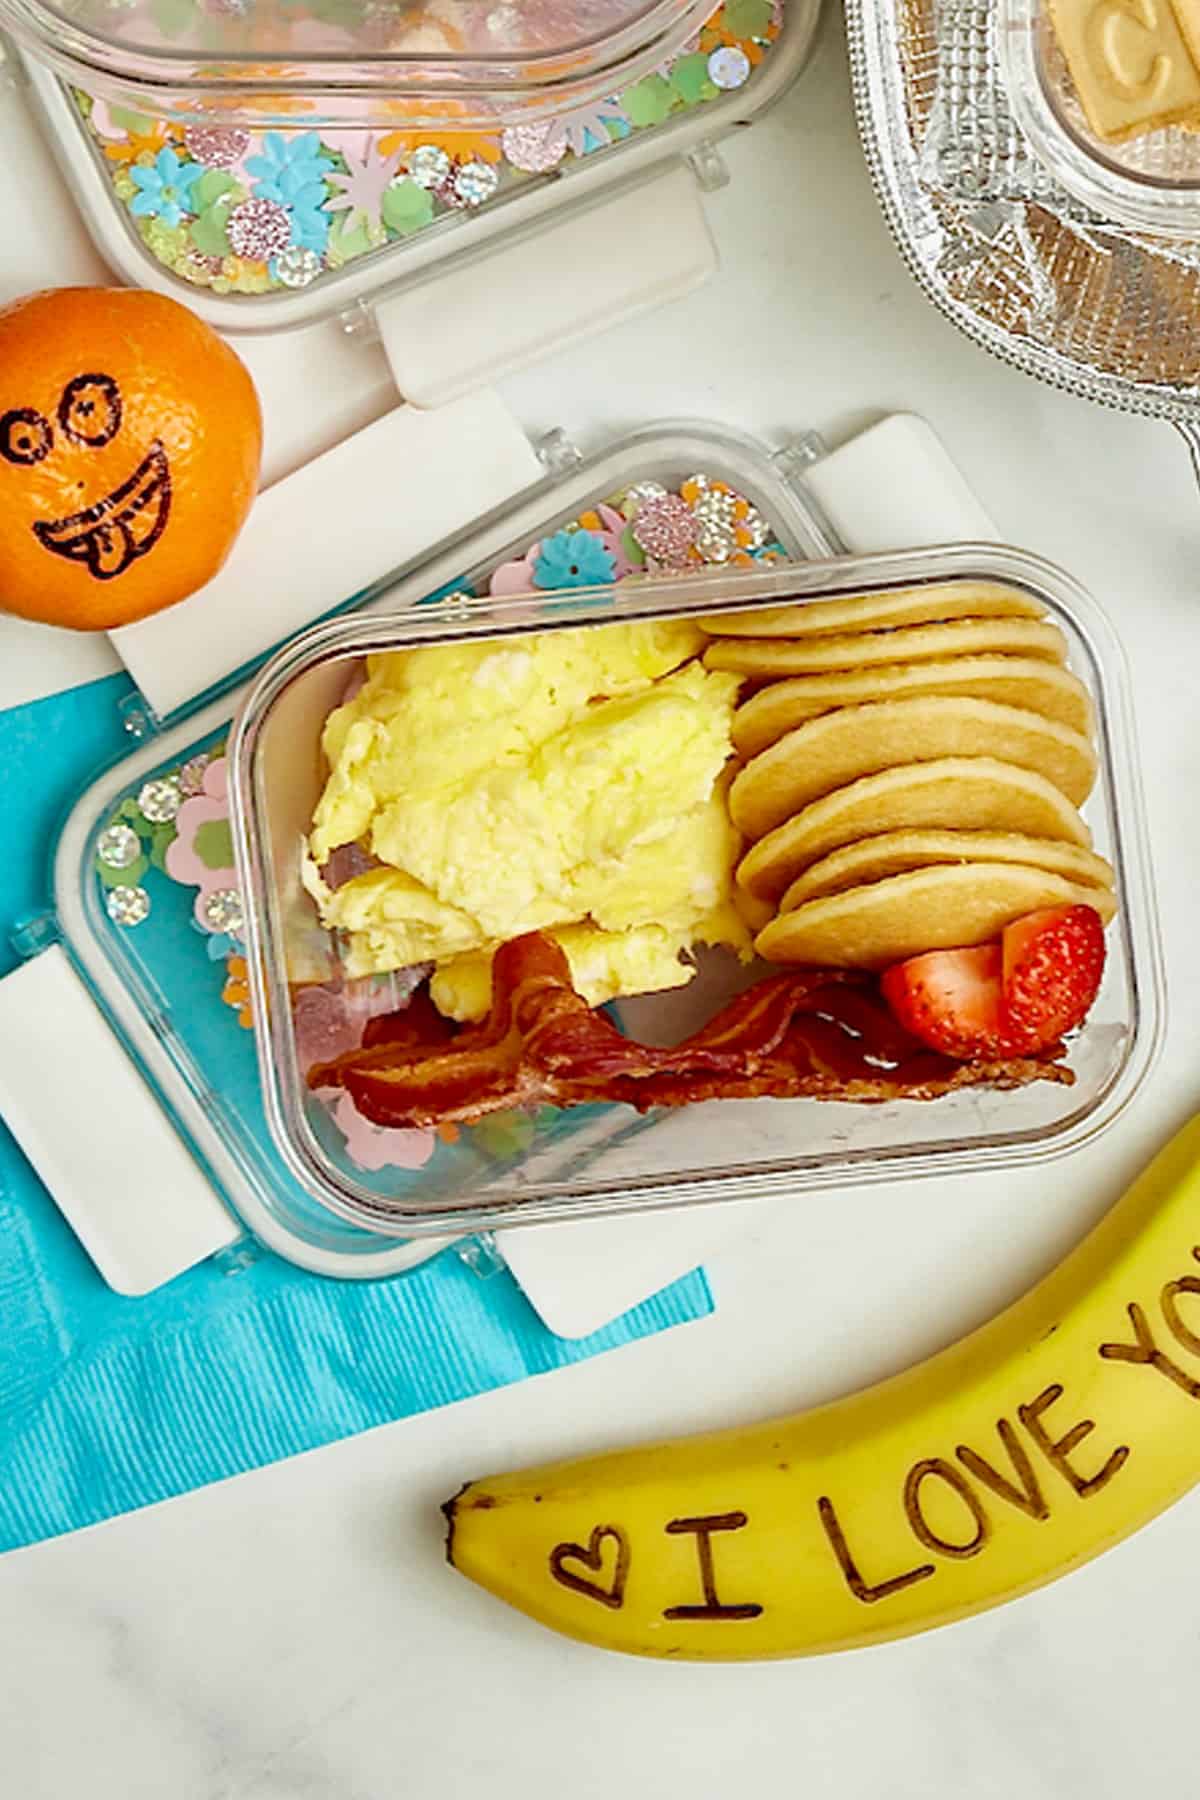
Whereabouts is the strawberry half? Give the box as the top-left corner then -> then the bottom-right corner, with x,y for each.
880,904 -> 1107,1062
1002,905 -> 1107,1044
881,943 -> 1014,1060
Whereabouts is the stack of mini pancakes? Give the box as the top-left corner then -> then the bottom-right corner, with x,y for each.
701,582 -> 1118,968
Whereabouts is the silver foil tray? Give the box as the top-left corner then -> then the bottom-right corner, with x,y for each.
846,0 -> 1200,447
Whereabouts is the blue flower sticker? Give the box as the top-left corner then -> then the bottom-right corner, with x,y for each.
246,131 -> 332,210
246,132 -> 334,254
533,529 -> 617,590
288,204 -> 331,254
128,148 -> 205,227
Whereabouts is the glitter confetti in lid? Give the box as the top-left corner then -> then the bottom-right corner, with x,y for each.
98,824 -> 142,870
106,885 -> 151,927
407,145 -> 452,190
227,197 -> 292,262
631,493 -> 698,566
137,777 -> 182,824
707,46 -> 751,89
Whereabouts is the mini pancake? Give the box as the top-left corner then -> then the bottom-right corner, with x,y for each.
732,656 -> 1094,758
704,617 -> 1068,679
756,863 -> 1118,969
737,758 -> 1092,902
779,830 -> 1115,911
733,883 -> 776,936
702,581 -> 1046,639
729,697 -> 1098,840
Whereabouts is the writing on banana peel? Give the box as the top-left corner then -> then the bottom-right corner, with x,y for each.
548,1246 -> 1200,1621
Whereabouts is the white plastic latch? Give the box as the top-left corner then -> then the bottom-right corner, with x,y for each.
109,389 -> 543,722
0,946 -> 241,1293
801,413 -> 1000,551
372,161 -> 718,410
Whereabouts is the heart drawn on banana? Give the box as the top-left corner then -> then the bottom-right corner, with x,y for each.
548,1525 -> 631,1610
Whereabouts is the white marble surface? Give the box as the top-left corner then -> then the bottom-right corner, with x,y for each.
4,12 -> 1200,1795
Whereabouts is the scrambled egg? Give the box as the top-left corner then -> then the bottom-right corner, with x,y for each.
306,620 -> 750,1019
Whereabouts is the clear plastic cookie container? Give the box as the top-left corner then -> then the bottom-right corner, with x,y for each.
227,541 -> 1163,1243
1000,0 -> 1200,235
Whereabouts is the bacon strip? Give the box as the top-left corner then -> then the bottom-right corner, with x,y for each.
310,931 -> 1069,1128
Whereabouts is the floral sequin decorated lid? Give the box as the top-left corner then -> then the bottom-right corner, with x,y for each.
15,0 -> 819,337
2,0 -> 731,129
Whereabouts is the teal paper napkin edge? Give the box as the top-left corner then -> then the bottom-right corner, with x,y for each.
0,674 -> 712,1554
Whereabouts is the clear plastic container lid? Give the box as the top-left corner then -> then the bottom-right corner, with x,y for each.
1001,0 -> 1200,237
1,0 -> 721,127
227,540 -> 1162,1243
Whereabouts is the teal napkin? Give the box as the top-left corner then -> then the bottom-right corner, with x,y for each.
0,675 -> 712,1554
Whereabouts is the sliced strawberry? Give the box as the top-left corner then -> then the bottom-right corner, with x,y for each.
880,944 -> 1014,1060
880,903 -> 1107,1061
1002,905 -> 1106,1044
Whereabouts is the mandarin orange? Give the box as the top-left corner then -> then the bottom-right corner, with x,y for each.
0,287 -> 262,632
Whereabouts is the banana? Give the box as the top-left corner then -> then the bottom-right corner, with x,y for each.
445,1114 -> 1200,1659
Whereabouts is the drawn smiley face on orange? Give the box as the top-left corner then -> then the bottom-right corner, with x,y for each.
1,372 -> 172,582
0,288 -> 262,632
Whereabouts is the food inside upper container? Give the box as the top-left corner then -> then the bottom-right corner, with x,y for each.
1001,0 -> 1200,233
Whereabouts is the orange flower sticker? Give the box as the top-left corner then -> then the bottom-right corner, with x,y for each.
379,128 -> 504,164
104,126 -> 173,165
698,20 -> 779,62
222,955 -> 254,1029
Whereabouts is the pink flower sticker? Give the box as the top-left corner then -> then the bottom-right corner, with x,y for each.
164,756 -> 239,931
326,1090 -> 437,1172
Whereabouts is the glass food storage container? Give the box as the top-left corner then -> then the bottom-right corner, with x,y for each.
227,540 -> 1162,1244
9,0 -> 820,338
1000,0 -> 1200,237
0,412 -> 1161,1302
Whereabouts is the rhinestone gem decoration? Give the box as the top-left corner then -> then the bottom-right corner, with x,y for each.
227,198 -> 292,262
631,494 -> 699,566
179,755 -> 211,797
137,777 -> 182,823
98,824 -> 142,869
107,885 -> 151,927
501,121 -> 569,173
708,46 -> 751,89
619,480 -> 668,521
408,145 -> 452,190
202,888 -> 245,935
453,161 -> 500,206
275,246 -> 323,288
184,125 -> 250,168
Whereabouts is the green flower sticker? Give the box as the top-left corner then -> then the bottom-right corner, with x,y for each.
723,0 -> 774,38
621,76 -> 676,129
382,179 -> 435,236
193,818 -> 234,871
670,53 -> 719,106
